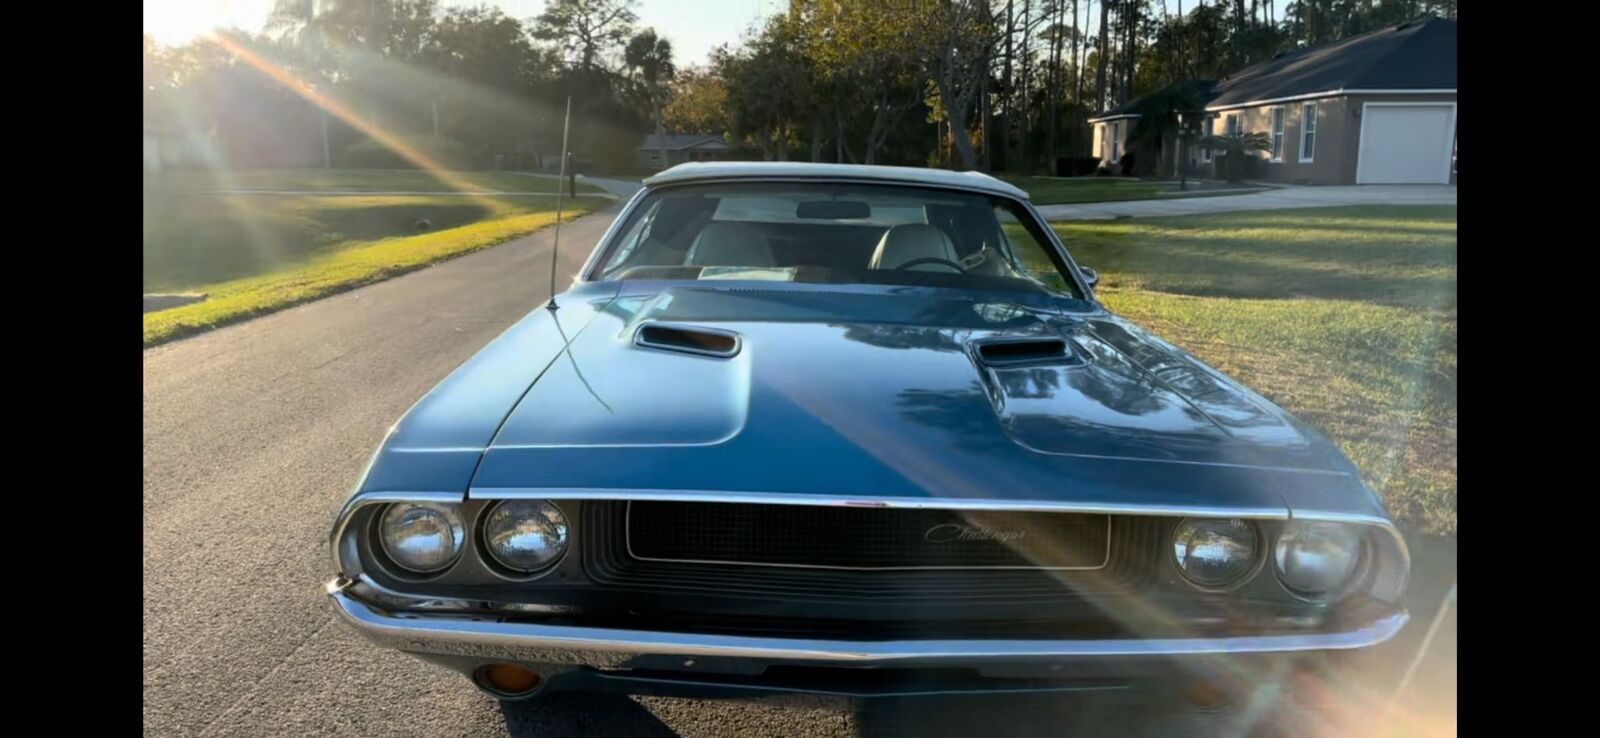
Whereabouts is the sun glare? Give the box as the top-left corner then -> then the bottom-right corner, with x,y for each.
144,0 -> 268,45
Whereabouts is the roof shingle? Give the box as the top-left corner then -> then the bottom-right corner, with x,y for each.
1207,16 -> 1456,107
1088,16 -> 1455,120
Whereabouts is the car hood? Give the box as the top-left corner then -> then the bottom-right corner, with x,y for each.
464,284 -> 1378,518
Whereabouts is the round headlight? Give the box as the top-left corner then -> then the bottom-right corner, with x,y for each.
1172,517 -> 1260,589
1274,521 -> 1364,597
483,500 -> 570,574
378,502 -> 465,574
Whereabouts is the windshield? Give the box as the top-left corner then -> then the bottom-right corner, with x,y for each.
592,182 -> 1086,299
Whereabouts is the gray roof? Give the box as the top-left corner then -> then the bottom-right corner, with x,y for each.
1207,17 -> 1455,108
1089,79 -> 1217,122
642,162 -> 1030,200
638,134 -> 731,151
1088,17 -> 1455,120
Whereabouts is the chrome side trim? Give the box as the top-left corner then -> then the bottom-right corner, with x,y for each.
1022,198 -> 1098,301
328,581 -> 1409,663
467,487 -> 1291,520
575,187 -> 650,282
622,500 -> 1112,571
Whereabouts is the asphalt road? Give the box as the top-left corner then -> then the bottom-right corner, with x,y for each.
143,204 -> 873,737
144,200 -> 1451,737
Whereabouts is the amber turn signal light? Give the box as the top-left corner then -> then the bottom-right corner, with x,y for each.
481,664 -> 542,695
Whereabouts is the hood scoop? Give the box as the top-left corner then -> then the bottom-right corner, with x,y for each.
634,322 -> 742,358
972,337 -> 1071,367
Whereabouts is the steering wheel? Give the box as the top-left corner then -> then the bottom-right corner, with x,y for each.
892,257 -> 967,273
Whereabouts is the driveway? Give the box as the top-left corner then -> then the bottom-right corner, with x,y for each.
576,174 -> 643,199
507,172 -> 643,200
1034,184 -> 1457,220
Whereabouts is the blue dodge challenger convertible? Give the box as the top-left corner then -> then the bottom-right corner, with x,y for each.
325,162 -> 1408,712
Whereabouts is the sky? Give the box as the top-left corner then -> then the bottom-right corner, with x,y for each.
143,0 -> 788,66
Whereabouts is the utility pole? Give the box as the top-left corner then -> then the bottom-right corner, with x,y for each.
1177,112 -> 1187,190
320,108 -> 331,168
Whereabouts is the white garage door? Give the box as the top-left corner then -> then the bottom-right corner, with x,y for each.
1357,104 -> 1456,184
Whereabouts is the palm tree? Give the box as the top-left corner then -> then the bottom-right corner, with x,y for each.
625,28 -> 675,167
1198,130 -> 1271,182
625,29 -> 675,135
1127,79 -> 1210,183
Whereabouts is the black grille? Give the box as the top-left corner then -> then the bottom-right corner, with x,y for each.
626,501 -> 1110,569
583,501 -> 1164,612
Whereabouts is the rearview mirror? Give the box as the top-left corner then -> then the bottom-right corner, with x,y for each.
1079,266 -> 1100,287
796,200 -> 871,219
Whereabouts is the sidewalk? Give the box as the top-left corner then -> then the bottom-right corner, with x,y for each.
1034,184 -> 1457,220
575,174 -> 644,199
508,172 -> 643,199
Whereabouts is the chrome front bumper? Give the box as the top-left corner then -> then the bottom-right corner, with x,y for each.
326,576 -> 1409,676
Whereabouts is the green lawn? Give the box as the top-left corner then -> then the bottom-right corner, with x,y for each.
155,168 -> 605,194
144,168 -> 609,346
143,198 -> 601,346
1050,206 -> 1457,535
1005,175 -> 1263,205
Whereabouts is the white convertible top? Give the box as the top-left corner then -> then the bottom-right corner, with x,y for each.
641,162 -> 1030,200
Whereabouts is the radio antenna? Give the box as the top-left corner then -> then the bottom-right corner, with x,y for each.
545,96 -> 572,312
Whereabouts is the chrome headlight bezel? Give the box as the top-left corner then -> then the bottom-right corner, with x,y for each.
479,500 -> 571,578
373,501 -> 467,576
1170,517 -> 1264,591
1273,520 -> 1371,601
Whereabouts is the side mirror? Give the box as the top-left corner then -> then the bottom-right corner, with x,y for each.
1079,266 -> 1100,287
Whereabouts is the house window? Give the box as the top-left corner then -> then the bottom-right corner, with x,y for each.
1225,113 -> 1240,137
1201,116 -> 1215,162
1299,102 -> 1317,163
1270,107 -> 1286,162
1110,122 -> 1121,161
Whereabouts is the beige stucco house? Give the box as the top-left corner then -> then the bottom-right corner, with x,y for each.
1090,17 -> 1456,185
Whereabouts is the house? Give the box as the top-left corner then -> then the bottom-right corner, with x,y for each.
636,134 -> 734,171
1088,79 -> 1215,178
143,122 -> 222,174
1090,16 -> 1456,185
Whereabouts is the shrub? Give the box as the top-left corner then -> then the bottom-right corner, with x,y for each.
1214,153 -> 1267,182
1051,157 -> 1104,176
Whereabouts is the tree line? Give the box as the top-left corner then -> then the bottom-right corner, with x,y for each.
144,0 -> 677,171
142,0 -> 1457,175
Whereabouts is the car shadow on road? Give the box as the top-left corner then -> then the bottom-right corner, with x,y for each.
500,692 -> 680,737
852,694 -> 1267,738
